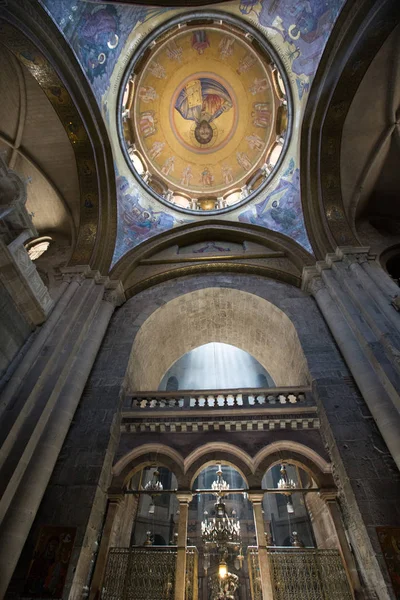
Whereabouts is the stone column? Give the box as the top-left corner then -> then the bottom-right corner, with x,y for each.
319,490 -> 362,598
174,492 -> 192,600
303,259 -> 400,472
89,495 -> 123,600
0,270 -> 125,599
248,493 -> 274,600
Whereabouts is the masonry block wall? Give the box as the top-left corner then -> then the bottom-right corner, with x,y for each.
6,273 -> 400,600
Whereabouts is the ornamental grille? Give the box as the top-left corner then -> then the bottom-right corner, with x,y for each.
101,547 -> 177,600
248,547 -> 263,600
268,548 -> 353,600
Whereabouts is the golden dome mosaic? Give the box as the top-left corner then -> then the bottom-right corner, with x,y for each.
120,18 -> 290,213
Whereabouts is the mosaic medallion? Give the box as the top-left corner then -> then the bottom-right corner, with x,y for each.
121,20 -> 290,212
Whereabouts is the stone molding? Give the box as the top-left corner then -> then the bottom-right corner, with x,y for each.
61,265 -> 126,306
301,246 -> 374,294
121,416 -> 320,434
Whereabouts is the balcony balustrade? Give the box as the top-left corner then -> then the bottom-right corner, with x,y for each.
124,387 -> 313,412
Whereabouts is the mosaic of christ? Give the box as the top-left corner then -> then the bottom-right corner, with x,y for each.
174,77 -> 233,145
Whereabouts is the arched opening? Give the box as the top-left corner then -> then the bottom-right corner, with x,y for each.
102,445 -> 354,600
130,466 -> 179,548
126,288 -> 309,391
158,342 -> 275,391
189,463 -> 252,600
262,464 -> 316,548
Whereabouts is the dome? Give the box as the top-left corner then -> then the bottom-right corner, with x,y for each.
119,16 -> 291,214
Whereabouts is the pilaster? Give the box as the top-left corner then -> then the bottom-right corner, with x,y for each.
0,267 -> 125,598
302,248 -> 400,471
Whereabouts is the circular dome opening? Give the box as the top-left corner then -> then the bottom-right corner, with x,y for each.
118,13 -> 292,215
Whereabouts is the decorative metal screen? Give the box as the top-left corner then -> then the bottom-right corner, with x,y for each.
268,548 -> 353,600
185,546 -> 198,600
101,547 -> 177,600
248,547 -> 263,600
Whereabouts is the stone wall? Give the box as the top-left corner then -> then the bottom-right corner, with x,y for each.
7,272 -> 400,600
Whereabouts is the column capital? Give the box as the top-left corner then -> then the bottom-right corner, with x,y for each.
176,491 -> 193,504
107,491 -> 125,505
302,266 -> 325,295
318,489 -> 338,503
60,265 -> 96,283
247,492 -> 264,504
104,280 -> 126,307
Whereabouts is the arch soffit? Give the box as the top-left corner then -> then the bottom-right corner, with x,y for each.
110,220 -> 314,297
0,0 -> 117,272
300,0 -> 400,259
110,441 -> 332,491
127,287 -> 310,389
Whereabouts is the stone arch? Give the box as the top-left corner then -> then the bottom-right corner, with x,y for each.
111,220 -> 314,297
0,0 -> 117,272
253,441 -> 333,488
111,444 -> 185,491
126,287 -> 310,391
301,0 -> 400,259
184,443 -> 254,488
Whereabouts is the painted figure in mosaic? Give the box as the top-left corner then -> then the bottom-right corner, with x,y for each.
166,40 -> 183,63
148,61 -> 166,79
249,77 -> 269,95
237,53 -> 256,75
221,164 -> 234,185
138,86 -> 158,103
252,103 -> 271,128
175,78 -> 233,145
149,141 -> 165,159
201,167 -> 214,187
181,165 -> 193,186
191,30 -> 210,54
237,152 -> 252,171
161,156 -> 175,176
246,133 -> 264,151
139,111 -> 157,138
219,36 -> 235,60
78,6 -> 119,75
239,0 -> 259,15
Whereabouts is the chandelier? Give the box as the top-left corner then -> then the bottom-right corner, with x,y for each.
211,466 -> 229,495
201,501 -> 241,547
143,467 -> 163,514
277,464 -> 296,514
143,468 -> 163,493
201,465 -> 243,579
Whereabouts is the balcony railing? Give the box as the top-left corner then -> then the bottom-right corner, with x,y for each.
124,387 -> 313,412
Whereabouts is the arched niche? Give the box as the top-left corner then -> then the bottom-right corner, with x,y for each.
126,287 -> 310,391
